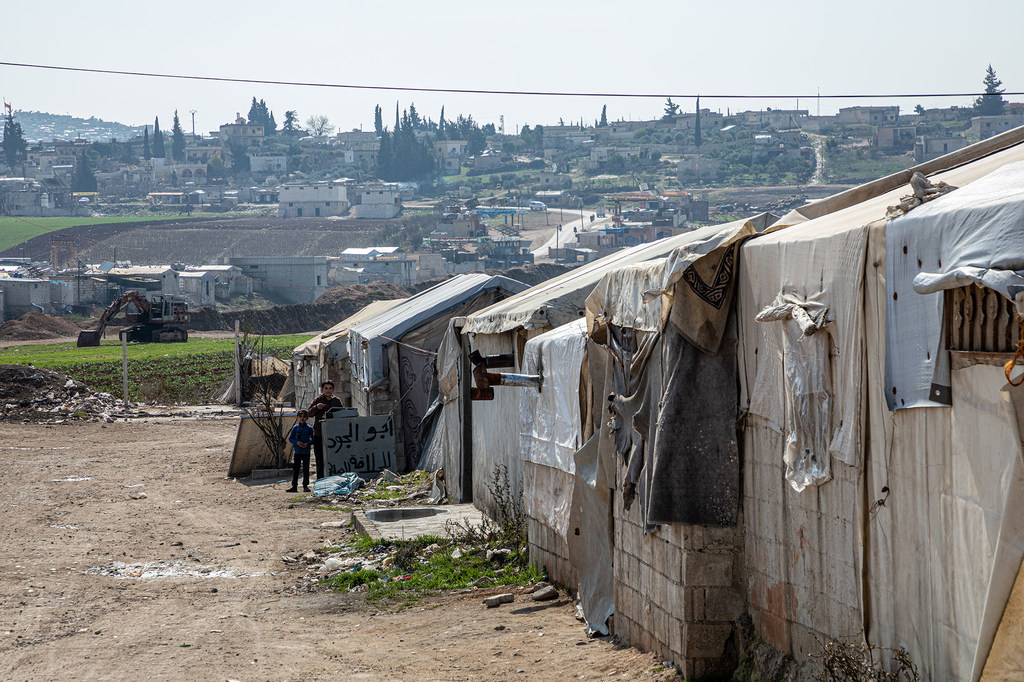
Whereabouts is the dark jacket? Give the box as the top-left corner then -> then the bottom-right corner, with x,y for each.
307,395 -> 343,438
288,422 -> 315,455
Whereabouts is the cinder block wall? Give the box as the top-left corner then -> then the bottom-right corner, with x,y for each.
612,465 -> 746,678
527,517 -> 579,589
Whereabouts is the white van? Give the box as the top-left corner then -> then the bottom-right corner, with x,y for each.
528,201 -> 547,211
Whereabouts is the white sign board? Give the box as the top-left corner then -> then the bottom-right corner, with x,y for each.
322,415 -> 396,476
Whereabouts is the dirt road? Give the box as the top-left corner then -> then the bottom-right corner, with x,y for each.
0,417 -> 672,681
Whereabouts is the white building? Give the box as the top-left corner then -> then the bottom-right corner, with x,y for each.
278,180 -> 352,218
353,183 -> 402,219
249,154 -> 288,174
179,271 -> 217,307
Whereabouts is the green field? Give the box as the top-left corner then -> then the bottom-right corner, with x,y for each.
0,334 -> 314,403
0,216 -> 184,253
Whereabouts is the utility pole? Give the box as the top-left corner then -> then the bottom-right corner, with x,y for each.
190,110 -> 197,138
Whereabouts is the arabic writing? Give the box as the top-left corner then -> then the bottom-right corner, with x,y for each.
322,415 -> 396,476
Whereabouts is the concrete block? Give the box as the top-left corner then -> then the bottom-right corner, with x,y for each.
691,587 -> 705,621
668,580 -> 691,621
670,617 -> 683,659
652,571 -> 669,612
682,622 -> 733,659
705,525 -> 741,549
682,551 -> 735,588
703,587 -> 746,622
663,541 -> 682,583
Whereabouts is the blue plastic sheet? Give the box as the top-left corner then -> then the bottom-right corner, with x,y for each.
312,473 -> 363,497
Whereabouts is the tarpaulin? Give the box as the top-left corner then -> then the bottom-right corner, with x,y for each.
887,161 -> 1024,409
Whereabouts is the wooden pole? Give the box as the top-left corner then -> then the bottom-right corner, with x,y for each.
234,319 -> 242,407
121,332 -> 129,409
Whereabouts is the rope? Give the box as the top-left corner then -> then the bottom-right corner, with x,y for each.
1005,315 -> 1024,386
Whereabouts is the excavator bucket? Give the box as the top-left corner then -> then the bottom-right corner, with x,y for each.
76,330 -> 102,347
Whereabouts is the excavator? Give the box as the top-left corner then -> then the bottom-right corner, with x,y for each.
76,290 -> 190,347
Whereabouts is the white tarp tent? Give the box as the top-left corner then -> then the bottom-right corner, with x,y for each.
292,298 -> 406,410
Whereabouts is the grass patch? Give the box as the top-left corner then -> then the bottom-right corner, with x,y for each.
0,216 -> 186,253
320,535 -> 542,601
0,334 -> 313,403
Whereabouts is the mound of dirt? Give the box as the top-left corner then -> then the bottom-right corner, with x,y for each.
0,312 -> 84,341
0,364 -> 126,422
316,282 -> 409,305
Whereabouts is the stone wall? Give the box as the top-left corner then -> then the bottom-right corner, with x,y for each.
612,463 -> 746,678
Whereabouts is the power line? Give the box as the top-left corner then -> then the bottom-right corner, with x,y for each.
1,61 -> 1021,100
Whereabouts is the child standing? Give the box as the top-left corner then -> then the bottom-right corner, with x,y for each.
286,410 -> 316,493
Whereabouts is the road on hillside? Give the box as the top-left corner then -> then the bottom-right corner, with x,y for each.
532,209 -> 614,261
0,416 -> 674,681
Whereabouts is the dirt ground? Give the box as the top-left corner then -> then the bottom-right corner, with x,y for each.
0,417 -> 675,681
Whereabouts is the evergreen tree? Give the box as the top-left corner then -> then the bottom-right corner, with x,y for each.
438,107 -> 446,139
72,153 -> 97,192
247,98 -> 275,135
394,102 -> 400,134
408,103 -> 420,129
975,65 -> 1008,116
143,127 -> 151,159
267,111 -> 277,136
152,116 -> 166,158
662,98 -> 680,120
373,105 -> 383,136
694,96 -> 702,148
599,104 -> 608,127
3,109 -> 28,168
377,128 -> 393,179
171,110 -> 186,162
282,110 -> 299,134
914,104 -> 926,115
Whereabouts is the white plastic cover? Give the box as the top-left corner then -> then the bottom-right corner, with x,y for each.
755,293 -> 834,491
887,161 -> 1024,410
519,319 -> 588,536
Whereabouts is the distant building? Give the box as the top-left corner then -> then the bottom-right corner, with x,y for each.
178,271 -> 216,307
336,130 -> 379,148
876,125 -> 918,150
221,256 -> 328,304
218,114 -> 265,148
188,264 -> 252,300
331,247 -> 416,287
248,154 -> 288,174
435,211 -> 485,238
737,109 -> 808,129
434,140 -> 469,173
0,276 -> 68,320
837,106 -> 900,125
971,115 -> 1024,141
914,134 -> 969,162
278,180 -> 351,218
0,177 -> 74,217
353,183 -> 401,219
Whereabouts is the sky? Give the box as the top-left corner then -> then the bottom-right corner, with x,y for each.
3,0 -> 1022,135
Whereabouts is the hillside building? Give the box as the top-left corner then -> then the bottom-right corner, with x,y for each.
221,256 -> 328,304
277,180 -> 351,218
352,183 -> 401,219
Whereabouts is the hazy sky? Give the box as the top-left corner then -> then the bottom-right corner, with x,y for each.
3,0 -> 1021,134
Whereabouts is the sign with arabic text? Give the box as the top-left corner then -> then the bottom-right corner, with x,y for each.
322,415 -> 396,476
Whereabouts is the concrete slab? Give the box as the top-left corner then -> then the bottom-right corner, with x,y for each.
352,504 -> 486,541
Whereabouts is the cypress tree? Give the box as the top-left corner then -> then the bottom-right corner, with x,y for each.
152,117 -> 166,158
143,127 -> 151,159
694,96 -> 702,148
171,110 -> 186,162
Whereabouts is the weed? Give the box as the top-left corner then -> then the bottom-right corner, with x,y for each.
446,464 -> 527,555
321,569 -> 382,591
810,637 -> 919,682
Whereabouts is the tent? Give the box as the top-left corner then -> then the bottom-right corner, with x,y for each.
292,298 -> 407,411
549,126 -> 1024,677
346,273 -> 527,472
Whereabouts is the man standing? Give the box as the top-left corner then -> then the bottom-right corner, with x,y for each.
307,380 -> 343,479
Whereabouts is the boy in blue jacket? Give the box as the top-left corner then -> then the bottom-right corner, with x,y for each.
286,410 -> 316,493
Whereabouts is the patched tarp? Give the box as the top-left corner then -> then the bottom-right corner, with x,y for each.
887,161 -> 1024,410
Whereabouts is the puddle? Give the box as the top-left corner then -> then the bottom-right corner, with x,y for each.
366,507 -> 445,523
85,560 -> 263,579
51,476 -> 92,482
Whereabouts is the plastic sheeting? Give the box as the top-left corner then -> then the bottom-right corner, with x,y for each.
348,274 -> 527,388
754,293 -> 834,491
520,319 -> 588,474
462,217 -> 768,337
887,161 -> 1024,410
518,319 -> 588,538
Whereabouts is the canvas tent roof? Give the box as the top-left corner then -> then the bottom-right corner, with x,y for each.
462,213 -> 777,336
292,298 -> 407,361
348,273 -> 528,387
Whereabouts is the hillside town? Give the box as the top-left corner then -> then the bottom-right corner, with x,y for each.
5,23 -> 1024,680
